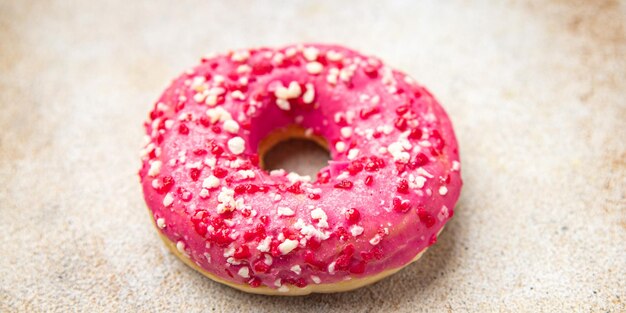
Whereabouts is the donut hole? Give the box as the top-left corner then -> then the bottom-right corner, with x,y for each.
259,127 -> 330,179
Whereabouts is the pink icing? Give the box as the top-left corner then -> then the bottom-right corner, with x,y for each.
139,44 -> 462,291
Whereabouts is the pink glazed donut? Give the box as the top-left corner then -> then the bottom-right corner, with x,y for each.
139,44 -> 462,295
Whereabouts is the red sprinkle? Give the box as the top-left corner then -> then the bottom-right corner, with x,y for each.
234,245 -> 251,259
260,215 -> 269,225
359,106 -> 380,119
210,143 -> 224,156
346,160 -> 363,175
234,184 -> 247,194
253,259 -> 270,273
199,116 -> 211,127
364,175 -> 374,186
394,117 -> 408,131
248,276 -> 262,287
177,187 -> 192,201
397,179 -> 409,194
193,148 -> 207,156
213,167 -> 228,178
286,181 -> 304,194
189,168 -> 201,181
418,209 -> 436,227
334,226 -> 350,241
392,197 -> 411,213
156,175 -> 175,194
178,123 -> 189,135
395,105 -> 409,115
408,128 -> 423,140
345,208 -> 361,224
304,250 -> 326,269
308,193 -> 321,200
334,180 -> 353,189
412,153 -> 429,168
349,260 -> 366,274
243,223 -> 266,241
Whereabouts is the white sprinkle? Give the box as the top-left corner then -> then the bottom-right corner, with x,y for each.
335,141 -> 346,153
237,267 -> 250,278
277,206 -> 295,217
199,188 -> 209,198
227,137 -> 246,155
347,149 -> 360,160
163,193 -> 174,207
278,285 -> 290,292
311,275 -> 321,284
193,92 -> 206,104
236,65 -> 251,75
213,75 -> 225,84
278,239 -> 299,255
206,107 -> 232,123
216,187 -> 236,214
202,175 -> 220,189
204,157 -> 217,168
285,47 -> 297,57
340,127 -> 352,138
290,265 -> 302,275
287,172 -> 311,183
272,52 -> 285,65
452,161 -> 461,171
270,169 -> 285,176
148,161 -> 162,177
303,47 -> 319,61
191,76 -> 206,88
302,83 -> 315,104
438,205 -> 450,222
257,236 -> 272,253
205,94 -> 218,106
296,221 -> 331,241
156,218 -> 166,229
237,169 -> 255,180
223,120 -> 240,134
439,186 -> 448,196
311,207 -> 329,228
306,62 -> 323,74
350,225 -> 364,237
412,175 -> 427,189
176,241 -> 186,254
274,81 -> 302,99
328,261 -> 337,275
417,167 -> 434,178
369,234 -> 382,245
223,245 -> 236,258
326,50 -> 343,61
388,142 -> 410,163
229,159 -> 245,169
273,194 -> 282,202
231,50 -> 250,62
264,254 -> 273,265
327,68 -> 339,85
276,98 -> 290,111
274,279 -> 282,287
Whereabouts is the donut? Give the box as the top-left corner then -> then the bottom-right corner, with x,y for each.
139,44 -> 462,295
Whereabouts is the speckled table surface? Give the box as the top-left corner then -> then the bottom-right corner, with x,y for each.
1,1 -> 625,312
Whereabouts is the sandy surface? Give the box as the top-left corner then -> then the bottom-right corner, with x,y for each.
1,1 -> 625,312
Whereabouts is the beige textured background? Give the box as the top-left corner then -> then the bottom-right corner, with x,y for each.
1,1 -> 625,312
